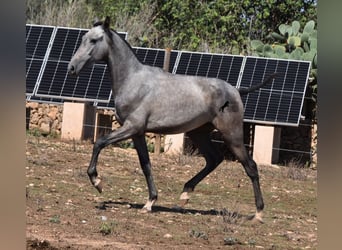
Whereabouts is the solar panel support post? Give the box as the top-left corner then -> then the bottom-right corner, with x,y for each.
154,48 -> 172,155
252,125 -> 281,165
94,111 -> 113,142
61,102 -> 96,141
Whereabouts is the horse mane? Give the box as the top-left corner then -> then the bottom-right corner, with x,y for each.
106,28 -> 144,65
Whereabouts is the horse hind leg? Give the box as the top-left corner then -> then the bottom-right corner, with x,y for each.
179,126 -> 224,207
215,120 -> 264,223
230,143 -> 264,223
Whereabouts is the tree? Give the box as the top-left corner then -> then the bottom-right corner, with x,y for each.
27,0 -> 317,54
26,0 -> 96,28
152,0 -> 317,53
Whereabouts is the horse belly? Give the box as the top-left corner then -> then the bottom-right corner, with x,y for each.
146,106 -> 213,134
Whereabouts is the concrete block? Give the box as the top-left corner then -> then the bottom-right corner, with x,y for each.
164,133 -> 184,154
253,125 -> 281,165
61,102 -> 96,141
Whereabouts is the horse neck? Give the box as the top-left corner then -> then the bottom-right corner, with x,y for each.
106,31 -> 142,95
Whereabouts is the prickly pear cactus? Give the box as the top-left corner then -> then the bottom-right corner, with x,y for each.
250,20 -> 317,75
250,20 -> 317,121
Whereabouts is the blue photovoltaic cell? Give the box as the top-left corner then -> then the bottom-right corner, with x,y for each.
133,47 -> 179,73
26,25 -> 55,95
239,56 -> 310,126
134,47 -> 165,68
174,52 -> 244,86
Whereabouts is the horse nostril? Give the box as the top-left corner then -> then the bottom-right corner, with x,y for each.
68,65 -> 75,74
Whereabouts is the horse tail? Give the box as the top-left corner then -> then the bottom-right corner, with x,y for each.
238,73 -> 279,96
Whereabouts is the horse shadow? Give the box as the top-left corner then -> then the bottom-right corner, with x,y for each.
95,200 -> 251,220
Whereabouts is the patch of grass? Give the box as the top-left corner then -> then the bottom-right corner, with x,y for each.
116,140 -> 134,149
27,128 -> 42,137
284,159 -> 309,181
99,221 -> 117,236
223,236 -> 242,246
47,130 -> 60,139
221,207 -> 241,225
189,228 -> 208,240
49,215 -> 60,224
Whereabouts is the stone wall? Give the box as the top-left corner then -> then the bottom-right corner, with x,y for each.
25,102 -> 160,146
26,102 -> 63,135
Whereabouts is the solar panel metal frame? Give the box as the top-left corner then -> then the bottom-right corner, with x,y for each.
28,96 -> 64,105
238,56 -> 311,126
33,26 -> 127,103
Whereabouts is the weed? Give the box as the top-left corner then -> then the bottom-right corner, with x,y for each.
99,221 -> 117,236
116,140 -> 134,149
116,139 -> 155,153
189,228 -> 208,240
223,236 -> 241,246
49,215 -> 60,224
167,144 -> 201,167
47,130 -> 60,139
284,159 -> 309,181
27,128 -> 42,137
147,142 -> 154,153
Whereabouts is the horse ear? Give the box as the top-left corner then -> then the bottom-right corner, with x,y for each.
93,17 -> 99,25
104,16 -> 110,30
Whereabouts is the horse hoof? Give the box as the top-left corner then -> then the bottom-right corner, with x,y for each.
179,192 -> 190,207
141,199 -> 156,213
94,179 -> 103,193
140,207 -> 152,214
178,199 -> 189,208
249,211 -> 264,224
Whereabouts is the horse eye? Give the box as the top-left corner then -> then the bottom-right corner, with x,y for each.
90,39 -> 97,44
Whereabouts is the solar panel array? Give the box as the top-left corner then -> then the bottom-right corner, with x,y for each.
26,24 -> 311,126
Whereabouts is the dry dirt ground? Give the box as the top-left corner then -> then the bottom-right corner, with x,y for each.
26,135 -> 317,249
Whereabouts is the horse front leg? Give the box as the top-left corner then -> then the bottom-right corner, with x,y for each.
87,121 -> 138,193
132,135 -> 158,212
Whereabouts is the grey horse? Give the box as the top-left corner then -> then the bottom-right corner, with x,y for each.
68,17 -> 277,223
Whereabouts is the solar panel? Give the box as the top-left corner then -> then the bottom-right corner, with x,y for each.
134,47 -> 164,68
133,47 -> 179,73
26,24 -> 55,96
34,27 -> 126,103
173,51 -> 244,86
96,95 -> 116,110
239,56 -> 311,126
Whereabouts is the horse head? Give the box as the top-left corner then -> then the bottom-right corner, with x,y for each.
68,16 -> 111,75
